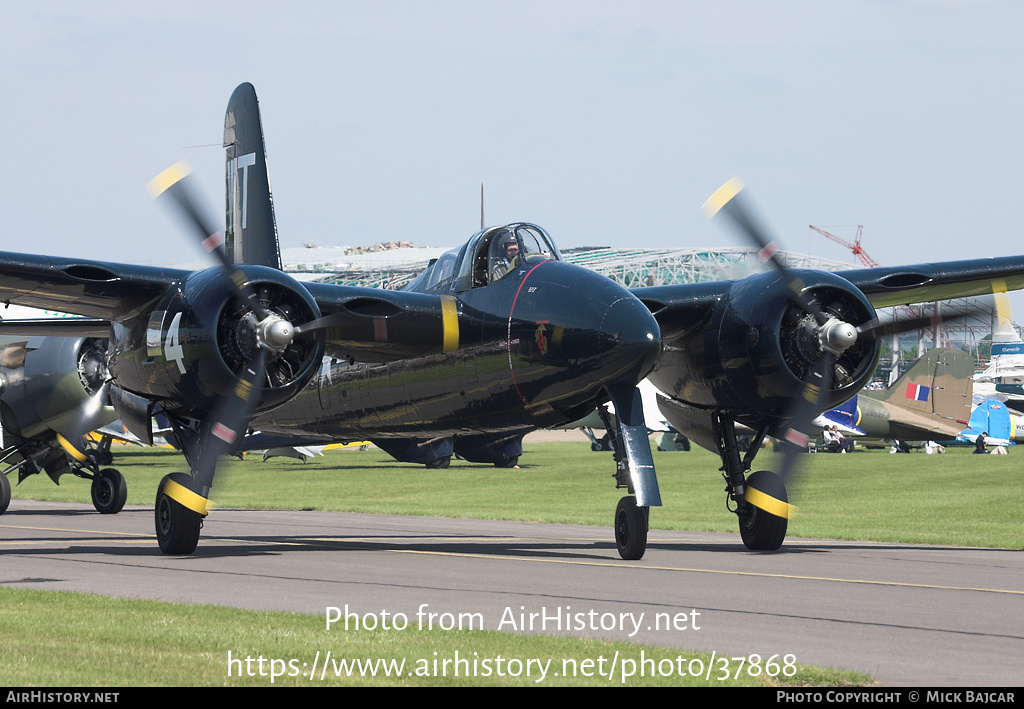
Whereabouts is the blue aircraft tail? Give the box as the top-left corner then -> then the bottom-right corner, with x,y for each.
959,399 -> 1014,446
820,396 -> 864,435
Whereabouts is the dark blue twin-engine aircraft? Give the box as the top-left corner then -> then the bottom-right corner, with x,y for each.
2,83 -> 1023,560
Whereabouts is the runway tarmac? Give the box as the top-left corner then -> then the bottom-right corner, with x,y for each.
2,499 -> 1022,686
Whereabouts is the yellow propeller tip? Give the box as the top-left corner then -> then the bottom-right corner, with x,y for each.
147,161 -> 192,198
701,176 -> 745,218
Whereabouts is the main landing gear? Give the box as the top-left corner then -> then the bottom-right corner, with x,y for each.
155,473 -> 203,555
0,472 -> 10,515
79,438 -> 127,515
714,414 -> 788,551
90,468 -> 127,515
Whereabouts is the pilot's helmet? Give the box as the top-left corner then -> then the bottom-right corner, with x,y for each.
492,230 -> 516,256
495,231 -> 518,257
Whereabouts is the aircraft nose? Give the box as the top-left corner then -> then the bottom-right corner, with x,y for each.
507,263 -> 661,414
596,292 -> 662,384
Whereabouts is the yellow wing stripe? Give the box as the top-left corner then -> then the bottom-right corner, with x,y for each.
744,486 -> 796,520
164,479 -> 210,517
441,296 -> 459,353
56,434 -> 88,463
147,161 -> 192,198
701,177 -> 746,218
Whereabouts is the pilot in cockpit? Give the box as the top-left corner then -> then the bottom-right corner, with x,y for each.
489,231 -> 521,283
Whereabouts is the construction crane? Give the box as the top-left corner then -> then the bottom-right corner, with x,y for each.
809,224 -> 879,268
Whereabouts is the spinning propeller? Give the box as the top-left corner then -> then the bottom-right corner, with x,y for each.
147,163 -> 321,527
702,177 -> 979,519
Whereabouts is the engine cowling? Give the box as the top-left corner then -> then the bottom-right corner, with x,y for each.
652,270 -> 879,427
108,265 -> 325,419
0,335 -> 113,440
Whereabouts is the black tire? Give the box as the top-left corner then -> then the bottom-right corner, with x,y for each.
91,468 -> 127,515
739,470 -> 788,551
0,472 -> 10,515
155,474 -> 203,555
493,456 -> 519,469
424,456 -> 451,469
614,495 -> 649,560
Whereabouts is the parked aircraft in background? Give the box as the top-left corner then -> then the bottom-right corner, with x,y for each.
974,292 -> 1024,412
3,84 -> 1024,560
818,347 -> 974,451
958,399 -> 1018,447
0,305 -> 123,516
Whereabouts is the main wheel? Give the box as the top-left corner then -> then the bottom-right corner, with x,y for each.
155,474 -> 203,555
0,472 -> 10,515
91,468 -> 127,514
739,470 -> 788,551
614,495 -> 649,560
424,456 -> 451,469
493,456 -> 519,468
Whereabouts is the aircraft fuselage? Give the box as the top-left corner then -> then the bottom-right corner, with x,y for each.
253,259 -> 662,440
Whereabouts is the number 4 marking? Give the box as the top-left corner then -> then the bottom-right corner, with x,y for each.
165,312 -> 186,374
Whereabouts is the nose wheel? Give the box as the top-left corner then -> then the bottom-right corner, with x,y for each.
615,495 -> 649,560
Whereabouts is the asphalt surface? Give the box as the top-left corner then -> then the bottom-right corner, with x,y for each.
1,499 -> 1022,687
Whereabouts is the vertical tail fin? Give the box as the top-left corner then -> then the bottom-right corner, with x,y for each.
879,347 -> 973,422
964,399 -> 1013,443
223,83 -> 282,269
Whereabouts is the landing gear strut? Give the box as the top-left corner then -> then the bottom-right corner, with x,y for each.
69,436 -> 127,514
714,414 -> 788,551
598,386 -> 659,561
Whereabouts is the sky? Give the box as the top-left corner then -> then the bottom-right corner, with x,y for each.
2,1 -> 1022,302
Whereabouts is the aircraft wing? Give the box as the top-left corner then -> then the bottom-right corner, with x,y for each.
0,252 -> 460,362
835,255 -> 1024,308
0,319 -> 110,336
633,254 -> 1024,332
0,252 -> 188,322
631,281 -> 732,339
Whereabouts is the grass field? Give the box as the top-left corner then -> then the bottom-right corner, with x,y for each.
10,439 -> 1022,548
0,588 -> 870,687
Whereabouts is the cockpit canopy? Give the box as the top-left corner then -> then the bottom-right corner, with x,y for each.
404,223 -> 561,295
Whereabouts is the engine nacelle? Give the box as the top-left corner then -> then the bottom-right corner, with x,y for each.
108,265 -> 324,420
653,270 -> 879,427
0,335 -> 113,440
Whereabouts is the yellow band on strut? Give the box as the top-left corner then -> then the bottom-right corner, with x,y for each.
440,296 -> 459,353
56,434 -> 88,463
744,486 -> 796,520
164,478 -> 210,517
147,161 -> 192,198
701,177 -> 746,218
